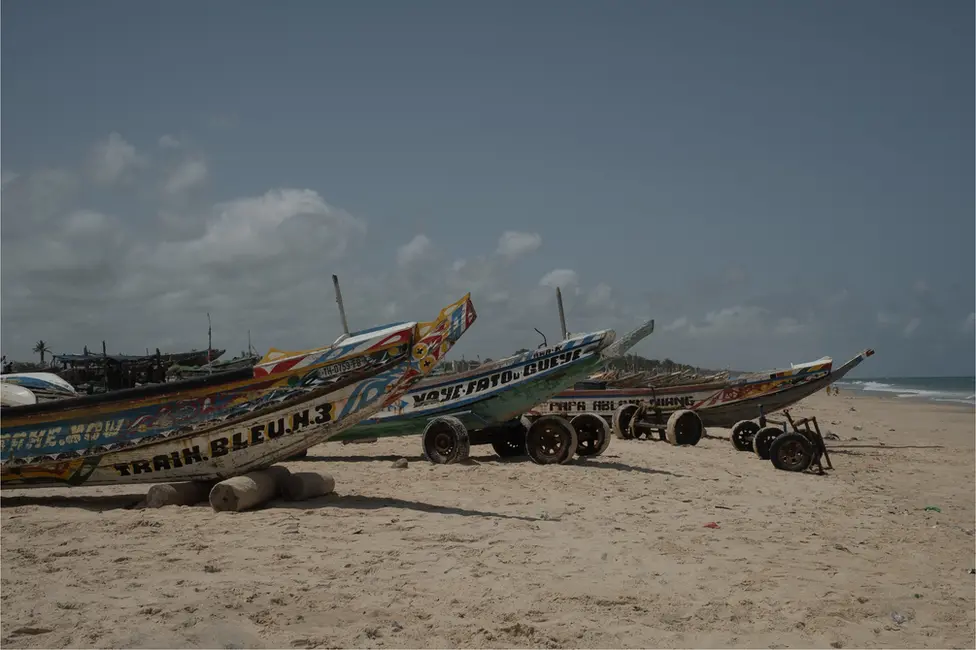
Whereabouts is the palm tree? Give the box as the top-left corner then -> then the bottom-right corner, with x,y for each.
33,340 -> 52,365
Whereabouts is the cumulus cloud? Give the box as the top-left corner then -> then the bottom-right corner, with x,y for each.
158,134 -> 182,149
88,132 -> 146,186
539,269 -> 578,289
965,312 -> 976,332
496,231 -> 542,258
397,234 -> 432,267
164,159 -> 208,196
3,129 -> 971,376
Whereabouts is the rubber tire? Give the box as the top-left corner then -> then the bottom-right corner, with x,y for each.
525,415 -> 579,465
491,424 -> 527,458
665,409 -> 704,446
571,412 -> 611,457
730,420 -> 760,452
752,426 -> 783,460
611,404 -> 639,440
769,431 -> 815,472
421,416 -> 471,464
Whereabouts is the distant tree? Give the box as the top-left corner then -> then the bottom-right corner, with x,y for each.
32,340 -> 52,365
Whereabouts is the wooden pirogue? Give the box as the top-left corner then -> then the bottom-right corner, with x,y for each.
0,294 -> 477,488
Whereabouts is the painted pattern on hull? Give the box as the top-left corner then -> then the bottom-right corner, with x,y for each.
355,331 -> 613,426
1,294 -> 477,488
537,359 -> 835,419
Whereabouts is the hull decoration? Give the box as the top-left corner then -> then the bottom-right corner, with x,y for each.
0,294 -> 476,488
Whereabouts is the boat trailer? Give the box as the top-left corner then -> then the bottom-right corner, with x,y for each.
729,406 -> 833,473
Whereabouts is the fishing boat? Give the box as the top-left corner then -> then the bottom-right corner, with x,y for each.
536,348 -> 875,446
0,293 -> 476,489
0,372 -> 78,403
333,288 -> 656,466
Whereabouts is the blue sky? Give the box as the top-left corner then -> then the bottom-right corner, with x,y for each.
2,0 -> 973,377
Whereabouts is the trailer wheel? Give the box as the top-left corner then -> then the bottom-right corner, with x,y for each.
491,424 -> 527,459
525,415 -> 578,465
752,426 -> 783,460
421,416 -> 471,464
665,409 -> 704,446
730,420 -> 760,452
571,412 -> 611,457
769,432 -> 815,472
611,404 -> 639,440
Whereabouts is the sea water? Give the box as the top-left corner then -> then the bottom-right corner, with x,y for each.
835,376 -> 976,406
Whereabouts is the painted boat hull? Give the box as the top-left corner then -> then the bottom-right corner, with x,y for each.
0,294 -> 477,488
334,318 -> 656,442
536,349 -> 874,428
335,331 -> 616,441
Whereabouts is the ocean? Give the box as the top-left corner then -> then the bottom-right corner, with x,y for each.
835,376 -> 975,406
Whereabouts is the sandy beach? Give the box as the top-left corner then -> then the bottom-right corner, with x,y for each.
1,390 -> 973,649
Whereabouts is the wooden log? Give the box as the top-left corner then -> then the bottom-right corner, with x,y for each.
146,481 -> 212,508
209,468 -> 289,512
281,471 -> 336,502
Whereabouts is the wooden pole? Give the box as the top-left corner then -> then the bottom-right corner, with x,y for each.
102,340 -> 108,391
207,312 -> 212,375
332,274 -> 350,336
556,287 -> 568,340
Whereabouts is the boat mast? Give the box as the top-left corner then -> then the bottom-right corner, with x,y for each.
207,313 -> 212,375
332,274 -> 351,336
556,287 -> 568,340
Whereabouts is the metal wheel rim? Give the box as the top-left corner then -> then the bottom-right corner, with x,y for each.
427,428 -> 456,461
777,439 -> 807,469
533,425 -> 569,461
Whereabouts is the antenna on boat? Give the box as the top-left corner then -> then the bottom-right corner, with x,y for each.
332,274 -> 351,337
207,312 -> 213,375
534,328 -> 548,349
556,287 -> 568,340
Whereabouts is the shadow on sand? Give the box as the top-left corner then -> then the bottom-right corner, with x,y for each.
302,452 -> 684,476
277,493 -> 544,521
0,492 -> 146,512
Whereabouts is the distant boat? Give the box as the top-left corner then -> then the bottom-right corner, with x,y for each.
0,372 -> 78,402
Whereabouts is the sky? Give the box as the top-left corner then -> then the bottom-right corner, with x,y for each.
1,0 -> 973,377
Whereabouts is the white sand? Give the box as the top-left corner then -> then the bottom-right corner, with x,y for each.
1,391 -> 974,649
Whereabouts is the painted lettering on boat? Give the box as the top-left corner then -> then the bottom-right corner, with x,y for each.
110,403 -> 333,477
1,419 -> 126,455
316,355 -> 370,379
546,394 -> 695,413
410,348 -> 584,408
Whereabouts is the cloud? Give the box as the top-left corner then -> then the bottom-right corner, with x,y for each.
496,231 -> 542,258
965,313 -> 976,332
902,317 -> 921,338
164,159 -> 208,196
88,132 -> 146,186
396,234 -> 432,267
585,283 -> 613,308
3,129 -> 971,377
876,311 -> 899,327
661,316 -> 688,332
158,134 -> 182,149
539,269 -> 578,289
